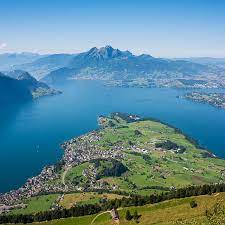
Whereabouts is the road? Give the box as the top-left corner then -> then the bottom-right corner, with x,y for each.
90,208 -> 123,225
61,166 -> 71,190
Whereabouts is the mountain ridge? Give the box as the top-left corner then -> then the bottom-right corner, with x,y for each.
0,70 -> 61,103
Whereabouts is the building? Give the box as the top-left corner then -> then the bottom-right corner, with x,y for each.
110,208 -> 120,220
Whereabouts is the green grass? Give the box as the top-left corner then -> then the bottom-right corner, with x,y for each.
9,194 -> 60,215
65,162 -> 90,185
17,215 -> 95,225
59,192 -> 125,208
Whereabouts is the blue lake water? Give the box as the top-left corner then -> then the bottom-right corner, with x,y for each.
0,80 -> 225,193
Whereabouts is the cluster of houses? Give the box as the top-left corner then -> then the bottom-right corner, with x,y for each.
61,131 -> 124,191
0,165 -> 62,209
0,115 -> 148,213
0,203 -> 26,214
0,127 -> 126,213
62,131 -> 124,169
130,145 -> 149,154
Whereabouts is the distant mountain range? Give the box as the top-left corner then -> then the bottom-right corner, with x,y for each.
0,53 -> 42,71
0,70 -> 60,104
1,46 -> 225,85
14,54 -> 75,80
175,57 -> 225,69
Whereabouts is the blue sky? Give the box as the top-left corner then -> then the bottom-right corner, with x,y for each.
0,0 -> 225,57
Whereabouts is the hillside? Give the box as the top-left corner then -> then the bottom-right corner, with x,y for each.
0,72 -> 33,103
0,70 -> 61,103
0,53 -> 42,71
4,192 -> 225,224
177,57 -> 225,69
14,54 -> 75,80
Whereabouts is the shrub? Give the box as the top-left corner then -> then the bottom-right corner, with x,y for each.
125,210 -> 133,221
190,200 -> 198,208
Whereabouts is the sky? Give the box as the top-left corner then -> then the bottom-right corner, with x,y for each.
0,0 -> 225,57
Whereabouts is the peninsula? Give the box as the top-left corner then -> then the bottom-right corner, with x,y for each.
185,92 -> 225,109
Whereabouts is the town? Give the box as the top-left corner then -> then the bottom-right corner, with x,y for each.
185,92 -> 225,109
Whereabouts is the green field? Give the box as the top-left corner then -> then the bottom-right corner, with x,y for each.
9,194 -> 60,215
59,192 -> 124,208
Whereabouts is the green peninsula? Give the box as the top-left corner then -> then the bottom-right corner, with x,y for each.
61,113 -> 225,195
1,113 -> 225,215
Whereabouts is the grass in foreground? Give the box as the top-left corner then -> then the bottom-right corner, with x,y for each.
15,192 -> 225,225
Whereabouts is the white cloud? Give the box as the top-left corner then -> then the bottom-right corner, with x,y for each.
0,43 -> 7,49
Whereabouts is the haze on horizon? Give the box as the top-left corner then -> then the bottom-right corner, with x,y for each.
0,0 -> 225,58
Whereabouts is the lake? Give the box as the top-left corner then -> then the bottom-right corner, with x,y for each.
0,80 -> 225,193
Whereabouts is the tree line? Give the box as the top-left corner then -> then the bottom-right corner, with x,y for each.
1,183 -> 225,224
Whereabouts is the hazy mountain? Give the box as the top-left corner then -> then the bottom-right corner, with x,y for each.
0,72 -> 32,103
176,57 -> 225,69
0,70 -> 61,103
14,54 -> 75,80
42,46 -> 223,84
0,53 -> 42,71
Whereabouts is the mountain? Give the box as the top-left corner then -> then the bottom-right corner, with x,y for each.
42,46 -> 224,84
0,70 -> 61,103
0,72 -> 32,103
68,45 -> 132,64
14,54 -> 75,80
0,53 -> 42,71
176,57 -> 225,69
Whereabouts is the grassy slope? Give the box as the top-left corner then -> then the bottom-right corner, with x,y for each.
16,192 -> 225,225
59,192 -> 124,208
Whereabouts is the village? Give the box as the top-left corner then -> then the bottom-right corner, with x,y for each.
0,127 -> 125,213
185,92 -> 225,109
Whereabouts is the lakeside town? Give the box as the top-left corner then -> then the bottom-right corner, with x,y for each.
0,115 -> 127,213
105,77 -> 225,89
185,92 -> 225,109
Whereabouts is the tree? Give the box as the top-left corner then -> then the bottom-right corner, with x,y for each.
125,210 -> 132,221
133,209 -> 139,220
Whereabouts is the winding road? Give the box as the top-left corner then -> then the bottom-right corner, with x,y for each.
62,167 -> 71,187
90,208 -> 123,225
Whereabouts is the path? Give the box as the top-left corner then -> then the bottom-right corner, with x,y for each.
90,211 -> 111,225
90,208 -> 123,225
62,166 -> 71,190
